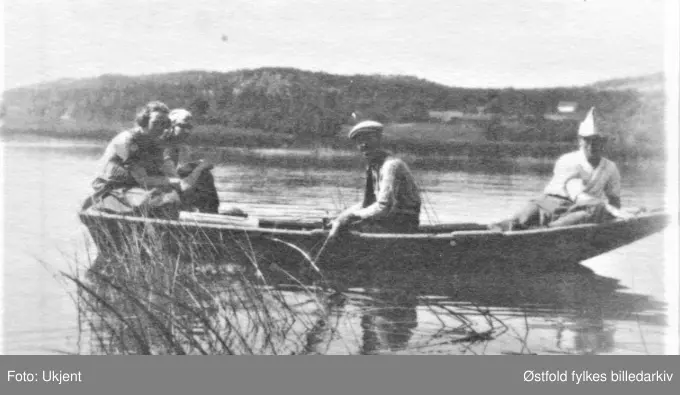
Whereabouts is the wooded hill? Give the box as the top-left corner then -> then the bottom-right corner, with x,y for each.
1,68 -> 665,155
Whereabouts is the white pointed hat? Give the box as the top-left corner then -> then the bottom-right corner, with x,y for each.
578,107 -> 606,139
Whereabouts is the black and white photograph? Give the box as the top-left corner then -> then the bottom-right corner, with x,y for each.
1,0 -> 678,356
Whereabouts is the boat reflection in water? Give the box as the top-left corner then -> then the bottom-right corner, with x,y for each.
556,318 -> 616,355
301,255 -> 666,355
76,249 -> 666,355
359,289 -> 419,354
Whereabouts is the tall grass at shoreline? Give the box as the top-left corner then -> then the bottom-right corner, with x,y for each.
66,215 -> 340,355
61,215 -> 522,355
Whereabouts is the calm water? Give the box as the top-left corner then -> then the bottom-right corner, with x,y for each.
1,137 -> 674,354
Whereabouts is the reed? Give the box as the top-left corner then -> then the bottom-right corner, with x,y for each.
62,214 -> 529,355
62,216 -> 338,355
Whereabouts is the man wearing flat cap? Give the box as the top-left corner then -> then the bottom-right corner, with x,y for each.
329,120 -> 422,237
489,107 -> 629,231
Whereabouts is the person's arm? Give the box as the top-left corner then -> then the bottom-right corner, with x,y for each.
163,145 -> 192,174
353,160 -> 399,220
176,162 -> 213,191
128,165 -> 178,189
570,190 -> 630,220
543,154 -> 578,197
177,144 -> 191,166
336,202 -> 363,219
160,146 -> 180,178
328,202 -> 361,237
328,161 -> 398,237
565,177 -> 587,202
605,164 -> 622,208
161,159 -> 180,178
130,161 -> 209,192
566,176 -> 631,219
112,133 -> 178,189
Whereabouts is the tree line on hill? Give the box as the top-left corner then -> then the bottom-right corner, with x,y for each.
1,68 -> 664,154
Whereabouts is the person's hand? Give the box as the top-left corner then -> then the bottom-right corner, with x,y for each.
328,213 -> 357,239
574,193 -> 600,206
605,204 -> 635,220
328,219 -> 343,239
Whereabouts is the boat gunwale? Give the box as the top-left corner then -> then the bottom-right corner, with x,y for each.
78,209 -> 670,241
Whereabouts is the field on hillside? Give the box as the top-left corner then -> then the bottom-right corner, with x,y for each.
381,122 -> 488,142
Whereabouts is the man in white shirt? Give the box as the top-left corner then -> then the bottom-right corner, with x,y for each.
489,108 -> 626,231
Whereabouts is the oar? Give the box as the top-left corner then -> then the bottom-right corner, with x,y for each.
263,230 -> 347,299
265,236 -> 324,276
311,231 -> 335,268
308,230 -> 350,297
312,215 -> 361,265
263,218 -> 348,295
264,221 -> 335,277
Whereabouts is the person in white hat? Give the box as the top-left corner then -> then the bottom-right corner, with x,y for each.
160,108 -> 205,176
328,120 -> 422,237
488,107 -> 627,231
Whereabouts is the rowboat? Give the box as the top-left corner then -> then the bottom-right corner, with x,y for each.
79,207 -> 671,285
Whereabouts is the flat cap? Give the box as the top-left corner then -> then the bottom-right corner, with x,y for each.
348,120 -> 384,140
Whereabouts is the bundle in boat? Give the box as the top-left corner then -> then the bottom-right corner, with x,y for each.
178,211 -> 326,230
179,212 -> 260,228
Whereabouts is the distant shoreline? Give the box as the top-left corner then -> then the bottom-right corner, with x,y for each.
0,124 -> 665,155
0,124 -> 666,179
0,130 -> 666,183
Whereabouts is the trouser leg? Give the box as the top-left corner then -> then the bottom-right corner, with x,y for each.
490,195 -> 572,231
548,203 -> 613,228
547,210 -> 593,227
489,200 -> 542,231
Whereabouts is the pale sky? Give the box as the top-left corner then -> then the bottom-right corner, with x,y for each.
1,0 -> 673,92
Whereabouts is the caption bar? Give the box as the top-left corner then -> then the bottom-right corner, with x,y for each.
8,371 -> 83,385
524,370 -> 674,384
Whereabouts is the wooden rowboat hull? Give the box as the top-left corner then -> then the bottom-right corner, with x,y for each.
79,209 -> 672,283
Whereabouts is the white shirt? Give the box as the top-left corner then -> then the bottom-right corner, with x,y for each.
543,150 -> 621,202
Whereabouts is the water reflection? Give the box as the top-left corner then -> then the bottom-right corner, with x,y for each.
319,260 -> 665,354
554,317 -> 616,355
358,289 -> 419,354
